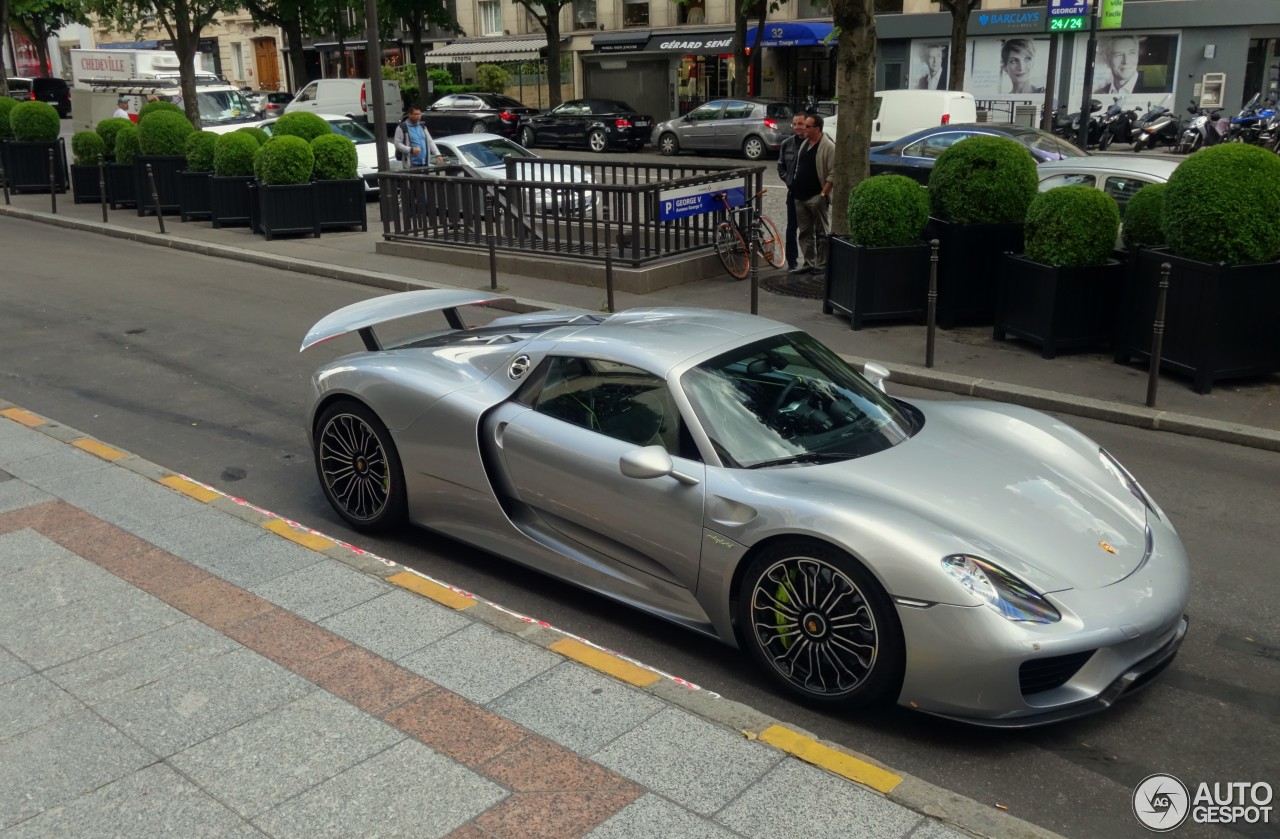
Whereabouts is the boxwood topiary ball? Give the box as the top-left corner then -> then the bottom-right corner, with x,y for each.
10,101 -> 61,142
273,112 -> 332,143
213,130 -> 259,177
114,125 -> 141,165
1121,183 -> 1166,250
1024,186 -> 1119,268
846,174 -> 929,248
256,135 -> 315,185
184,130 -> 219,173
928,135 -> 1038,225
138,110 -> 195,156
236,126 -> 269,146
138,99 -> 184,122
0,97 -> 17,140
71,131 -> 106,167
95,118 -> 132,162
1162,144 -> 1280,265
311,133 -> 358,181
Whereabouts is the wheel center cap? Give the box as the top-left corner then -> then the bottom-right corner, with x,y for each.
354,457 -> 367,474
801,612 -> 827,639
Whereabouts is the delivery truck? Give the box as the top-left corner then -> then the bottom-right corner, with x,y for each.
69,49 -> 216,89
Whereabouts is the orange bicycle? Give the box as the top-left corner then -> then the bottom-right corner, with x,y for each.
713,189 -> 786,280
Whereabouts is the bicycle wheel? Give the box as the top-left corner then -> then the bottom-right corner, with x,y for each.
755,214 -> 787,269
714,221 -> 750,280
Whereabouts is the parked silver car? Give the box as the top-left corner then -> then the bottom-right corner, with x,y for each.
434,132 -> 595,215
652,99 -> 793,160
1037,153 -> 1182,245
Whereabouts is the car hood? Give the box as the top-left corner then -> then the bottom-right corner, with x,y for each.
797,401 -> 1149,593
354,140 -> 396,172
453,159 -> 590,185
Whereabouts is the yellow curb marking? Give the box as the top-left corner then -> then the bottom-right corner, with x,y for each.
159,475 -> 222,503
0,408 -> 45,427
388,571 -> 476,611
759,725 -> 902,793
263,518 -> 337,552
71,438 -> 128,461
550,638 -> 661,688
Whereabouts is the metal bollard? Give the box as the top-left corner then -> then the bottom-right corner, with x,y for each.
485,192 -> 497,290
97,155 -> 108,222
1,152 -> 9,205
925,238 -> 940,368
49,149 -> 57,214
1146,262 -> 1171,408
602,204 -> 616,312
146,164 -> 165,234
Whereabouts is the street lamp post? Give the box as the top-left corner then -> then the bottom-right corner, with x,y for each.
1077,1 -> 1100,149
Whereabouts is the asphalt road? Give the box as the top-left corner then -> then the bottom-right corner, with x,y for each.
1,217 -> 1276,839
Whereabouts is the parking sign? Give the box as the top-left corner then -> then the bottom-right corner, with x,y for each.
1048,0 -> 1088,16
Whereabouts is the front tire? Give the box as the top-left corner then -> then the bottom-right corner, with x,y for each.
659,132 -> 680,156
736,539 -> 904,710
313,400 -> 407,533
714,221 -> 750,280
1097,131 -> 1113,151
471,120 -> 487,133
742,135 -> 766,161
587,128 -> 609,153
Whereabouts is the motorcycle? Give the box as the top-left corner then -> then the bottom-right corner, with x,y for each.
1071,98 -> 1107,148
1050,105 -> 1077,142
1131,104 -> 1181,152
1177,99 -> 1228,154
1259,108 -> 1280,153
1096,100 -> 1140,151
1225,93 -> 1276,145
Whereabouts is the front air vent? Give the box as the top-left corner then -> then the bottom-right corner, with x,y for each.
1019,651 -> 1095,696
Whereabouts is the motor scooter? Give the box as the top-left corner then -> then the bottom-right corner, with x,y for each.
1177,99 -> 1227,153
1097,100 -> 1140,150
1070,99 -> 1106,148
1131,105 -> 1181,152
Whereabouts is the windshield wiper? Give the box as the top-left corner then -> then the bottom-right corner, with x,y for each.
746,452 -> 852,469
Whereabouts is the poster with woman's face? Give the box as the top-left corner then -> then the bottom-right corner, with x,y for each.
972,36 -> 1051,99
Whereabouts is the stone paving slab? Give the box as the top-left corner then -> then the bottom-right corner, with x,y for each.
318,588 -> 472,661
400,622 -> 563,703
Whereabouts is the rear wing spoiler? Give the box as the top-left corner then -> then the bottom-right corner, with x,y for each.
300,289 -> 511,352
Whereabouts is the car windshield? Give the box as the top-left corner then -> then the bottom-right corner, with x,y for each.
196,89 -> 259,125
1023,132 -> 1086,160
680,332 -> 919,468
448,137 -> 536,168
327,118 -> 376,143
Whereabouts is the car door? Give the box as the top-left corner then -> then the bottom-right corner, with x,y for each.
289,81 -> 319,113
680,100 -> 724,150
714,100 -> 755,152
424,93 -> 457,135
447,94 -> 483,134
486,356 -> 706,589
551,101 -> 588,144
886,130 -> 976,184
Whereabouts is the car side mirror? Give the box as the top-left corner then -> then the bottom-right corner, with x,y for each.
862,362 -> 891,393
620,446 -> 699,486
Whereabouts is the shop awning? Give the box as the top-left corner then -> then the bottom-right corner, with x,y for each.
592,31 -> 650,53
643,30 -> 734,54
97,41 -> 160,49
744,22 -> 834,48
420,36 -> 548,64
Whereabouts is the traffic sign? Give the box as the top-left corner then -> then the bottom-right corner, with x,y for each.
657,180 -> 744,221
1047,0 -> 1087,16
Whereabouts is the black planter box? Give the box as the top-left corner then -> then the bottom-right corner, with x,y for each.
314,179 -> 368,231
1114,249 -> 1280,394
178,171 -> 212,221
70,164 -> 106,204
257,182 -> 319,240
106,162 -> 137,209
3,139 -> 68,193
925,217 -> 1025,329
210,175 -> 255,228
824,237 -> 930,330
994,254 -> 1124,359
134,155 -> 184,216
0,139 -> 9,187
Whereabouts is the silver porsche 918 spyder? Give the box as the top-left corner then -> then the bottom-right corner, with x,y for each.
301,289 -> 1189,727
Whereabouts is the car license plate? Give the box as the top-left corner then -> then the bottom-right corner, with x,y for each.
634,120 -> 650,127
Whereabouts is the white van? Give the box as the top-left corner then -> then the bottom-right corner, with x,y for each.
285,78 -> 401,128
824,90 -> 978,145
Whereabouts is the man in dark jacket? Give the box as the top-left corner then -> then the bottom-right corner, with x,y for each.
777,112 -> 808,272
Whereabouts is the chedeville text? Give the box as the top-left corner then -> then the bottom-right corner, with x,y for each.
1193,782 -> 1273,825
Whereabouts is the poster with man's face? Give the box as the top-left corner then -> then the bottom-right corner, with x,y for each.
910,43 -> 950,91
1062,31 -> 1180,112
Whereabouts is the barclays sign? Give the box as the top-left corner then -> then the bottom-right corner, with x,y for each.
967,9 -> 1046,34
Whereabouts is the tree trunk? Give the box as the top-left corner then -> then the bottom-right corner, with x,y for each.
410,21 -> 429,107
829,0 -> 876,236
946,2 -> 974,92
33,22 -> 51,77
172,10 -> 203,129
283,19 -> 308,92
0,0 -> 9,97
543,10 -> 562,107
732,6 -> 747,97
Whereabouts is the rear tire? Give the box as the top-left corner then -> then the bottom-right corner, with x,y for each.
313,400 -> 407,533
742,135 -> 766,161
714,221 -> 750,280
756,214 -> 787,268
471,121 -> 487,133
520,127 -> 536,148
659,132 -> 679,156
587,128 -> 608,153
1098,131 -> 1113,151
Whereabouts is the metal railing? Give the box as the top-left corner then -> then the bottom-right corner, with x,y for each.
379,159 -> 766,267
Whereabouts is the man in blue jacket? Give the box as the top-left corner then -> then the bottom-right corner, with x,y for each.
394,107 -> 445,168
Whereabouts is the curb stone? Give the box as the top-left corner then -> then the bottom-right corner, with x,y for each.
0,399 -> 1069,839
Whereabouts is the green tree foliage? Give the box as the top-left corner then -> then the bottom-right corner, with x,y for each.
475,64 -> 511,94
138,109 -> 195,155
846,174 -> 929,247
1162,144 -> 1280,265
256,135 -> 314,185
310,133 -> 358,180
95,117 -> 132,161
71,130 -> 106,166
1024,186 -> 1119,267
236,126 -> 269,145
138,99 -> 184,121
9,100 -> 60,141
114,124 -> 141,164
10,0 -> 89,81
212,130 -> 259,176
273,111 -> 331,142
928,136 -> 1038,224
184,130 -> 219,172
0,97 -> 17,140
1121,183 -> 1166,250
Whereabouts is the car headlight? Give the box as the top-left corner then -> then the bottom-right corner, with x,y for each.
941,555 -> 1060,624
1098,447 -> 1159,517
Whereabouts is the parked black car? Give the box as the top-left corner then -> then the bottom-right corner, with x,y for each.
422,93 -> 538,139
868,124 -> 1085,184
6,76 -> 72,118
518,99 -> 652,153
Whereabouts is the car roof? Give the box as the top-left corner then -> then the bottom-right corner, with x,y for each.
436,132 -> 511,145
1037,153 -> 1181,180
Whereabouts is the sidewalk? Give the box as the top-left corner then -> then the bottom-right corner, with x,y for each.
1,190 -> 1277,452
0,406 -> 1065,839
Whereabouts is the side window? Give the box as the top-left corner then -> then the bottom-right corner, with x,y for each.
723,100 -> 753,120
294,83 -> 317,103
1102,175 -> 1151,217
688,102 -> 723,121
1039,173 -> 1095,191
434,94 -> 457,108
533,357 -> 688,455
919,132 -> 971,159
455,95 -> 479,109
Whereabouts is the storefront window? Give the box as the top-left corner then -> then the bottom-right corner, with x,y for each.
797,0 -> 828,20
573,0 -> 597,29
623,0 -> 649,28
679,0 -> 706,25
677,54 -> 731,114
479,0 -> 503,35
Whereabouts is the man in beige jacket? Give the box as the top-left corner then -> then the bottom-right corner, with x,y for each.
790,113 -> 835,276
